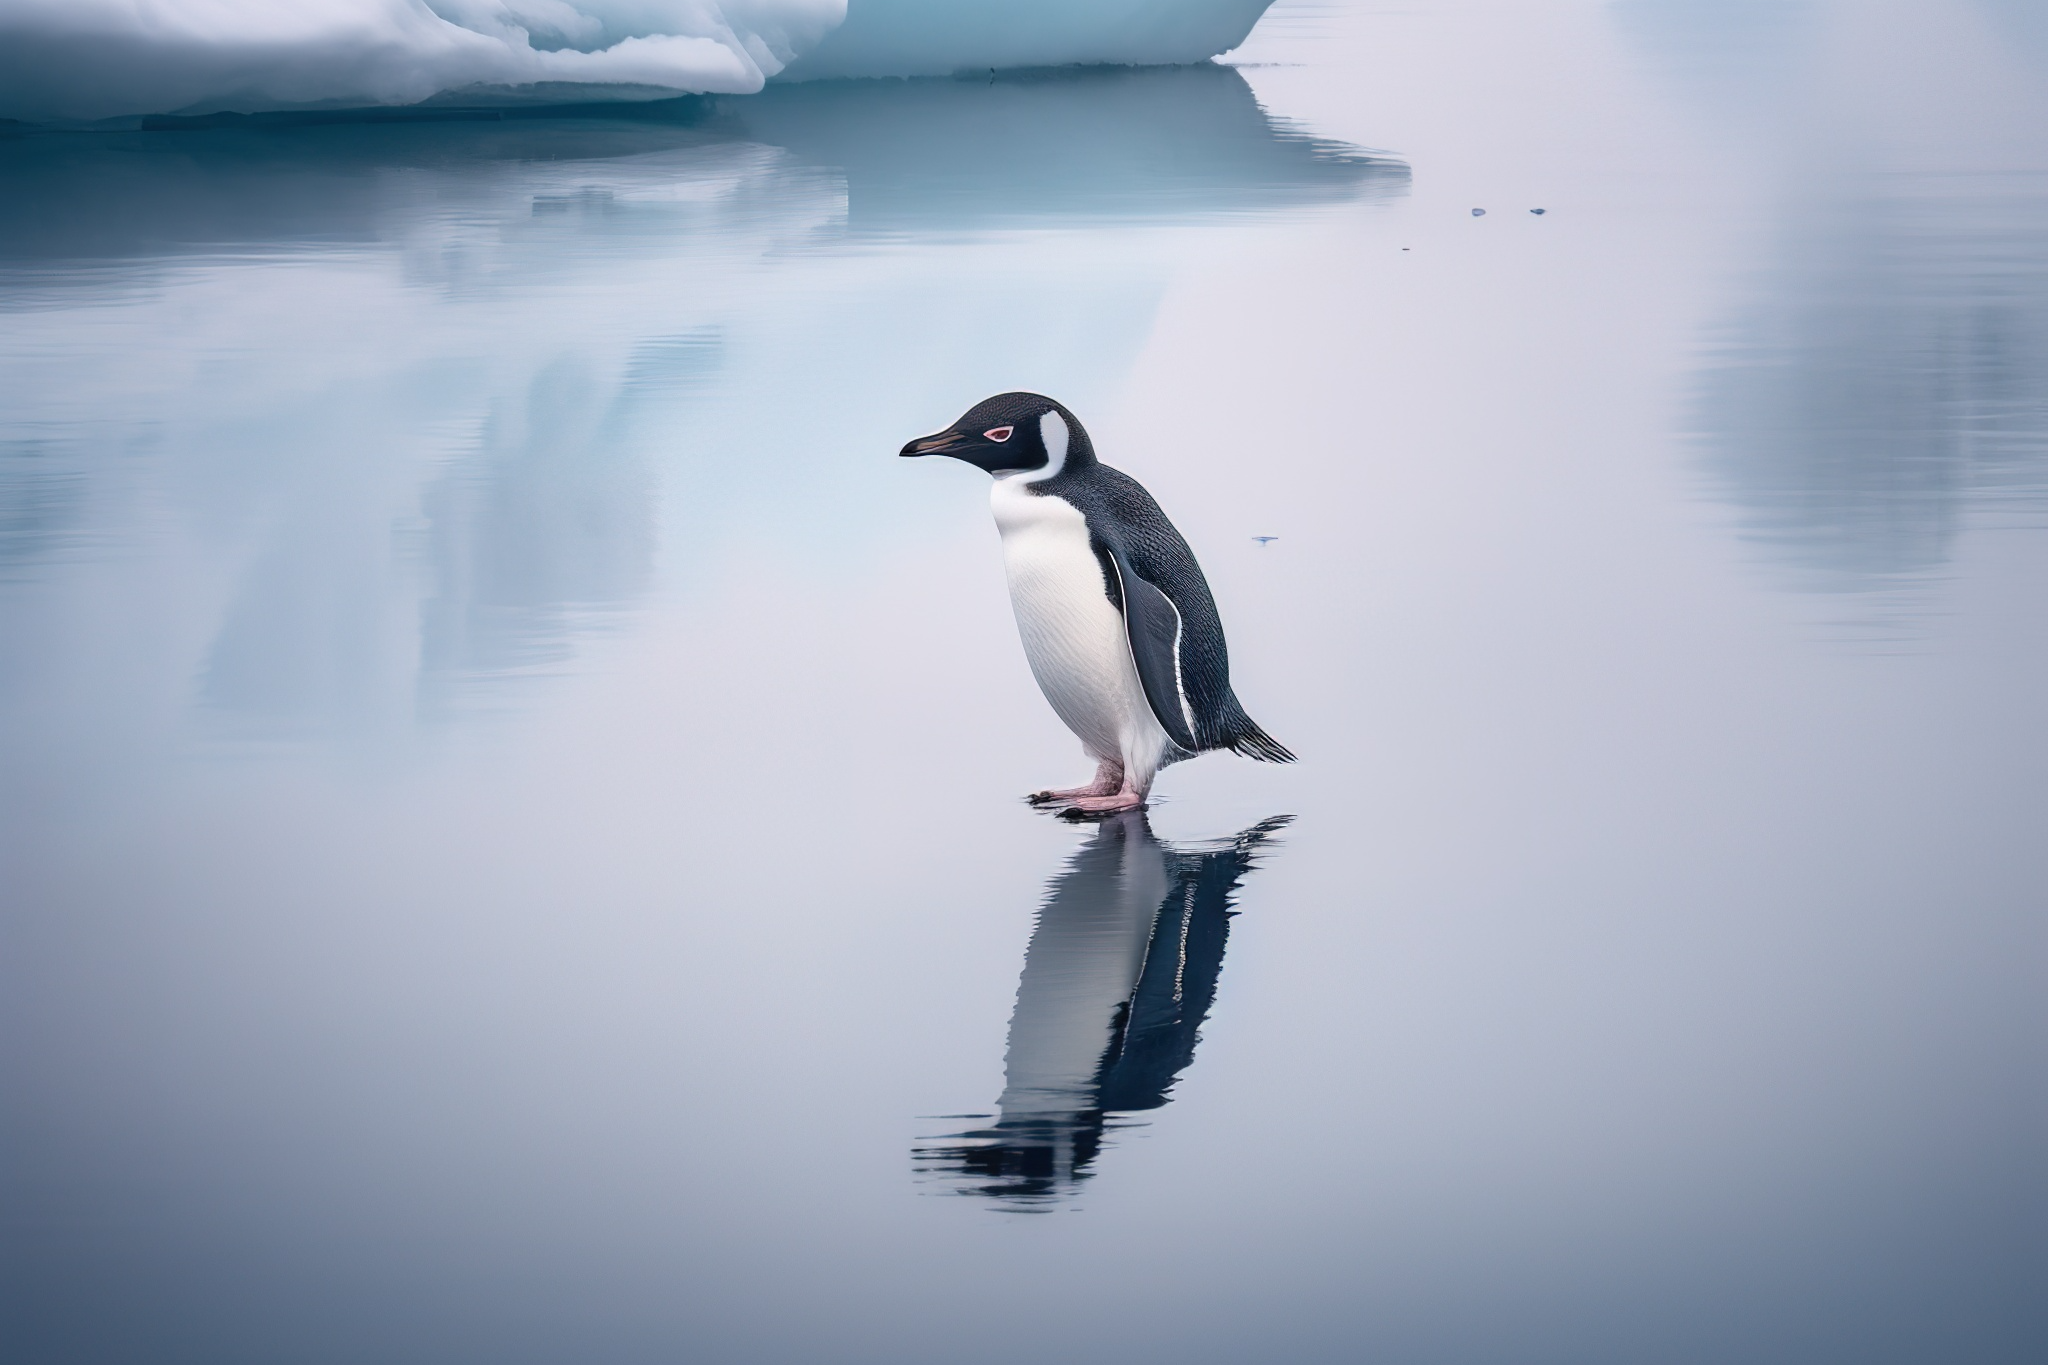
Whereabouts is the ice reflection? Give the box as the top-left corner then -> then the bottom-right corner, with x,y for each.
412,347 -> 675,706
916,812 -> 1290,1210
1694,179 -> 2048,590
738,63 -> 1404,231
1619,0 -> 2048,597
0,64 -> 1396,268
0,440 -> 89,579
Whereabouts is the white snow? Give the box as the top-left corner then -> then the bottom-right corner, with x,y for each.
0,0 -> 1278,124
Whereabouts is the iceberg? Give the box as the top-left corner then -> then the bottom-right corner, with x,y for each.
0,0 -> 1279,125
0,2 -> 845,123
775,0 -> 1273,82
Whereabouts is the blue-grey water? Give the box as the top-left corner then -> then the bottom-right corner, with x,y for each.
2,3 -> 2043,1363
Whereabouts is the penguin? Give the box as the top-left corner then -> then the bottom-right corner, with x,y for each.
901,392 -> 1294,814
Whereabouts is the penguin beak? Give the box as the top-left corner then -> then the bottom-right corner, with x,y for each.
900,429 -> 967,458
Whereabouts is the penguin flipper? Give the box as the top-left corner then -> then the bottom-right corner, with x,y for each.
1098,545 -> 1200,751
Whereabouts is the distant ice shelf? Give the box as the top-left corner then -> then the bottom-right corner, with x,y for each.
0,0 -> 1280,125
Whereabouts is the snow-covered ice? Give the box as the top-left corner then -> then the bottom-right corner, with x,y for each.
0,0 -> 1278,124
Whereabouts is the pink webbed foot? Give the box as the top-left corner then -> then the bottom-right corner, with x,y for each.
1028,783 -> 1115,804
1056,790 -> 1148,820
1027,762 -> 1123,806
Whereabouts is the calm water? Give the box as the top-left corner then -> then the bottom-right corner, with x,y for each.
3,3 -> 2044,1362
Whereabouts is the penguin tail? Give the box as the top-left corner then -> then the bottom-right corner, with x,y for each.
1227,719 -> 1296,765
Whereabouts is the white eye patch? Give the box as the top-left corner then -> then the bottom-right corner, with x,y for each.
1037,410 -> 1068,465
1007,409 -> 1070,484
984,426 -> 1014,442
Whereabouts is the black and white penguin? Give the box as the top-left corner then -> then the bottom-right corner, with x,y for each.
901,392 -> 1294,814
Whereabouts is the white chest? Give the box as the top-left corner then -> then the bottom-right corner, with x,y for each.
989,480 -> 1111,643
989,479 -> 1151,760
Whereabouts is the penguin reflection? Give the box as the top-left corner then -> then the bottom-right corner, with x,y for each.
916,811 -> 1289,1208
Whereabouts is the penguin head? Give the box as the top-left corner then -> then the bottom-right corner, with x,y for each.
899,392 -> 1093,479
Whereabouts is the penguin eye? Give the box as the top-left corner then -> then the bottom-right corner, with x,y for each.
983,426 -> 1014,443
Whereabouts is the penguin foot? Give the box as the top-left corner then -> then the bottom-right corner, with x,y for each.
1028,785 -> 1115,805
1055,792 -> 1148,819
1027,761 -> 1125,805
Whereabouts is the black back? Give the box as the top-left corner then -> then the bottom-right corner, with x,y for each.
1033,427 -> 1294,762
